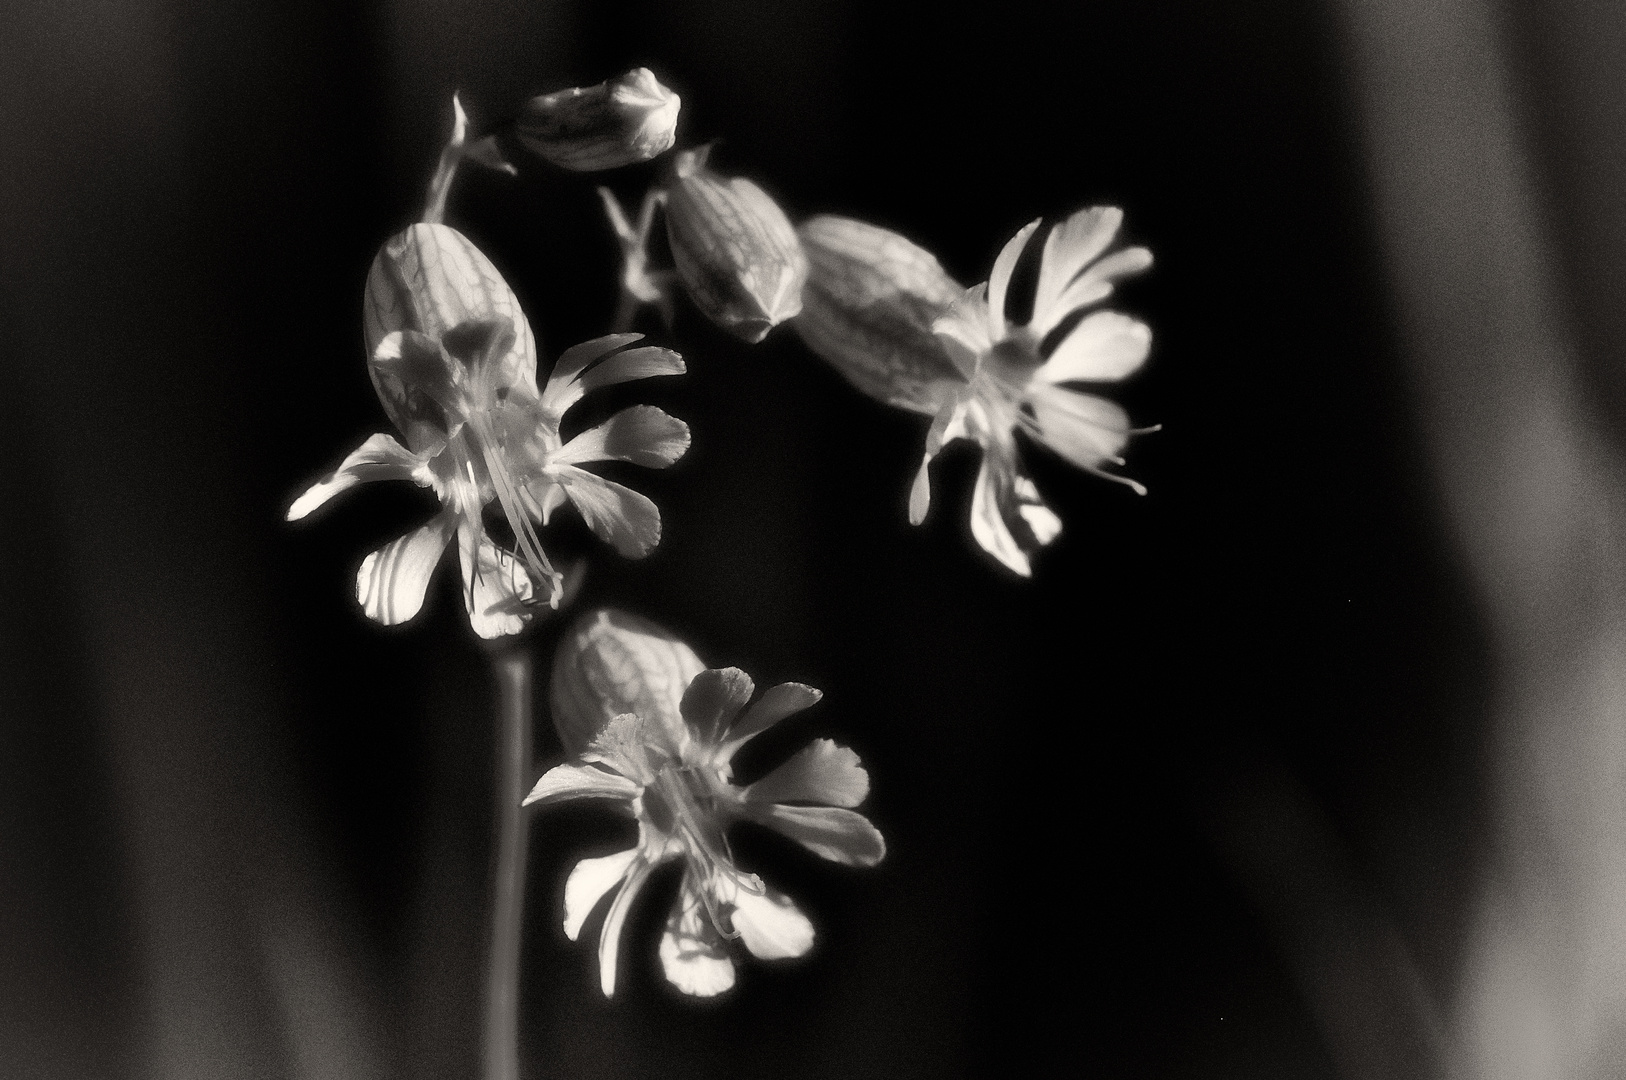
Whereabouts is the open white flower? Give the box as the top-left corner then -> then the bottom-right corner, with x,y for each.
288,224 -> 689,637
922,206 -> 1153,575
528,618 -> 884,997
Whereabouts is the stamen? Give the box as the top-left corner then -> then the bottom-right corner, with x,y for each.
468,412 -> 563,605
651,765 -> 745,939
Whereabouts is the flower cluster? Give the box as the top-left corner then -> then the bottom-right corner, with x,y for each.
797,207 -> 1154,576
528,609 -> 885,996
289,223 -> 690,637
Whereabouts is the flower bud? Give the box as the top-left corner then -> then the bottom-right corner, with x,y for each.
663,147 -> 806,343
549,608 -> 705,757
516,67 -> 680,172
796,215 -> 968,414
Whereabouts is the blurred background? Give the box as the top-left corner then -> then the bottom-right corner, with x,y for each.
3,0 -> 1625,1077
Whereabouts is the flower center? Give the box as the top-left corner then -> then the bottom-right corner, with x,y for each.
645,762 -> 743,937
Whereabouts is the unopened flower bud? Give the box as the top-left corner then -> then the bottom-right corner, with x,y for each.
796,215 -> 967,414
549,608 -> 705,757
516,67 -> 680,172
663,146 -> 806,343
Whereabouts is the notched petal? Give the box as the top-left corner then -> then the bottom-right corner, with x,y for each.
660,876 -> 737,997
719,682 -> 822,760
679,667 -> 756,745
552,465 -> 663,558
744,739 -> 869,808
550,406 -> 690,469
746,804 -> 887,867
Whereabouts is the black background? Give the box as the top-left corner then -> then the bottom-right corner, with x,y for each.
0,1 -> 1496,1077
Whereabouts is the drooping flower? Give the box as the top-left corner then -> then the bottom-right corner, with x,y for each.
662,146 -> 806,343
797,207 -> 1153,576
527,608 -> 885,997
515,67 -> 681,172
288,224 -> 690,637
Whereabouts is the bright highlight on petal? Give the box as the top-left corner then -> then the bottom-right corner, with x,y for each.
564,848 -> 640,941
356,514 -> 455,626
729,883 -> 815,960
550,406 -> 691,469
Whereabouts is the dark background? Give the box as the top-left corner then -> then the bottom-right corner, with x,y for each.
8,0 -> 1596,1076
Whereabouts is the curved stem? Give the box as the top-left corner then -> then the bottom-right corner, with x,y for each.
485,647 -> 532,1080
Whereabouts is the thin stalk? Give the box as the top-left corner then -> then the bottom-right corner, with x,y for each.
485,647 -> 532,1080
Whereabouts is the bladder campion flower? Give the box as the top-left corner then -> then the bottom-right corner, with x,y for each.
288,224 -> 690,637
797,207 -> 1153,576
528,608 -> 885,997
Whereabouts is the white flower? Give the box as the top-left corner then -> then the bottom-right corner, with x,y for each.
288,224 -> 689,637
527,611 -> 885,996
922,206 -> 1154,575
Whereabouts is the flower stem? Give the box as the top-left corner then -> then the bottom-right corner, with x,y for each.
485,646 -> 532,1080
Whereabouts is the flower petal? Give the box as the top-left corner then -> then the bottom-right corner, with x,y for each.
968,444 -> 1060,577
549,406 -> 691,469
719,681 -> 822,760
986,218 -> 1040,339
288,433 -> 433,521
552,464 -> 662,558
1045,246 -> 1153,330
907,402 -> 962,527
1026,383 -> 1140,488
745,804 -> 887,867
524,763 -> 640,807
355,514 -> 454,626
1035,310 -> 1151,385
728,880 -> 814,960
539,333 -> 644,416
1016,475 -> 1064,546
574,346 -> 686,397
678,668 -> 756,746
456,521 -> 536,639
549,608 -> 707,758
743,739 -> 869,808
1032,206 -> 1123,332
563,848 -> 639,941
659,874 -> 737,997
598,855 -> 657,996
